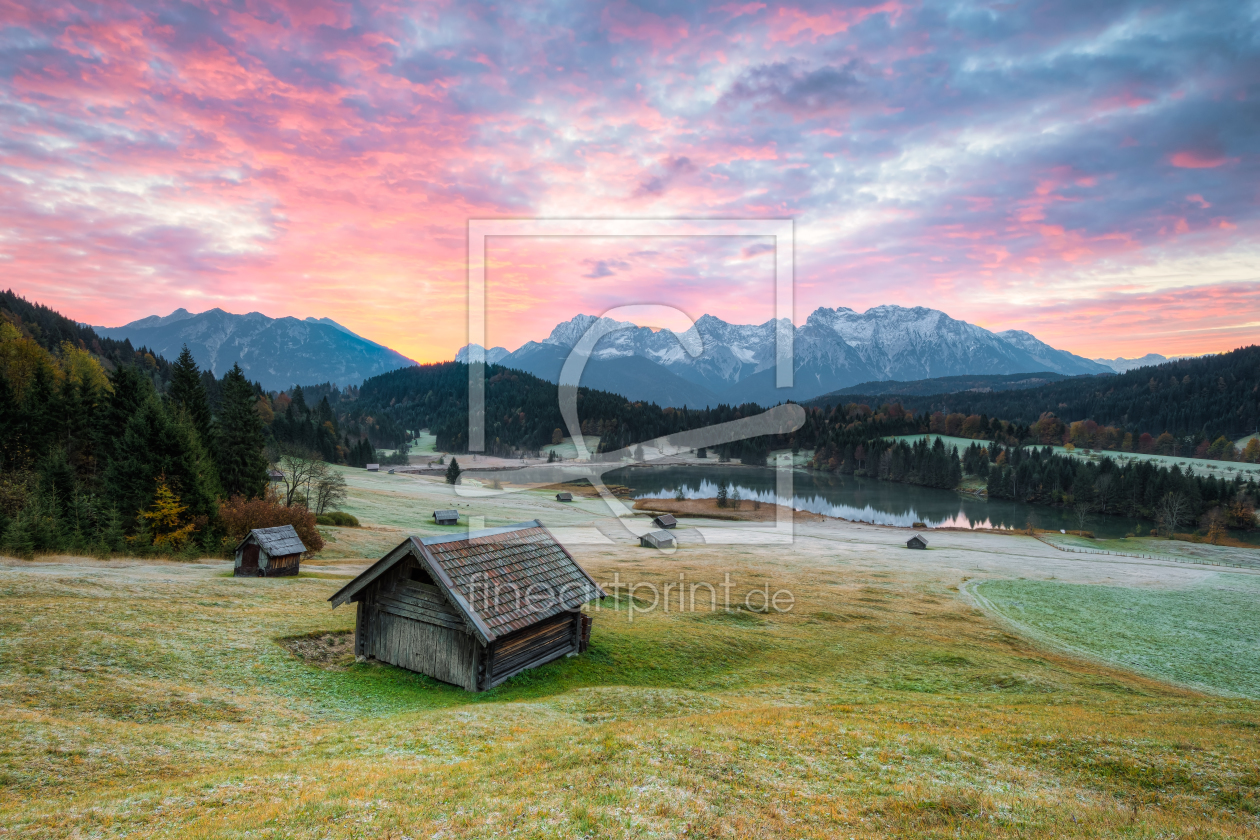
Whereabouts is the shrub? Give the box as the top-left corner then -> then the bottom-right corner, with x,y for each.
317,511 -> 359,527
218,490 -> 324,554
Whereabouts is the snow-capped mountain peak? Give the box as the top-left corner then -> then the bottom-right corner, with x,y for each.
486,305 -> 1110,407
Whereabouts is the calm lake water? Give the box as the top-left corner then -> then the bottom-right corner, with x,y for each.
607,465 -> 1146,539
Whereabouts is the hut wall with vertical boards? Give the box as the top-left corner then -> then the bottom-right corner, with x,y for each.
234,525 -> 307,577
330,520 -> 604,691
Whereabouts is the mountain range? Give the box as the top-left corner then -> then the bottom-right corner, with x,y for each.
94,308 -> 416,390
458,306 -> 1113,407
94,304 -> 1134,402
1090,353 -> 1188,373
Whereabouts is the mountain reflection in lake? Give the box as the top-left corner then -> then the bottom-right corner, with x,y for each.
607,465 -> 1144,539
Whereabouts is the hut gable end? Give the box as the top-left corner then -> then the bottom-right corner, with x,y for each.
329,520 -> 604,643
328,521 -> 604,692
237,525 -> 307,557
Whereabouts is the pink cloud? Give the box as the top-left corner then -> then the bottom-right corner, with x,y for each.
766,3 -> 902,43
1170,150 -> 1237,169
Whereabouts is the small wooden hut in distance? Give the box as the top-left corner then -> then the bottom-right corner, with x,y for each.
555,491 -> 573,502
906,534 -> 929,550
652,514 -> 677,529
329,520 -> 603,691
234,525 -> 307,577
640,530 -> 675,549
433,509 -> 459,525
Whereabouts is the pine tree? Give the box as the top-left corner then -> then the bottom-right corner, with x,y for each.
105,396 -> 220,529
215,364 -> 268,499
716,483 -> 729,508
169,345 -> 213,447
21,365 -> 61,463
97,365 -> 152,464
445,457 -> 462,485
0,375 -> 20,470
290,385 -> 308,417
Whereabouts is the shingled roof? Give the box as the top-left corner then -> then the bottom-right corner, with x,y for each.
235,525 -> 307,556
328,520 -> 604,643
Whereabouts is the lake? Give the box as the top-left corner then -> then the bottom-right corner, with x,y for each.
607,465 -> 1147,539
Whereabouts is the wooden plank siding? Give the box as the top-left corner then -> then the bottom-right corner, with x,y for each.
485,611 -> 579,688
332,523 -> 603,692
371,611 -> 479,690
264,553 -> 301,576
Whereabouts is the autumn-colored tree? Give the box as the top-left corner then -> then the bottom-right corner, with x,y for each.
141,476 -> 197,550
1242,438 -> 1260,464
552,428 -> 563,445
254,395 -> 275,426
217,488 -> 324,553
59,341 -> 112,395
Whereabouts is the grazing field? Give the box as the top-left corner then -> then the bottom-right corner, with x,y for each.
1033,445 -> 1260,480
2,472 -> 1260,838
890,433 -> 980,452
973,576 -> 1260,698
541,435 -> 603,461
1039,532 -> 1260,570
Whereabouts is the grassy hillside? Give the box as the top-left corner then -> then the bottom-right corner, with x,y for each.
3,474 -> 1259,837
975,576 -> 1260,698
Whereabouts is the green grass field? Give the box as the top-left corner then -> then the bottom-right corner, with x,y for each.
1034,445 -> 1260,480
974,575 -> 1260,698
890,434 -> 981,452
3,472 -> 1260,837
1039,532 -> 1260,569
541,435 -> 602,460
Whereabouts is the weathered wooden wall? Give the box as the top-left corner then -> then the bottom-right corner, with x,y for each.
355,554 -> 480,690
371,611 -> 479,690
264,553 -> 301,576
484,611 -> 578,689
349,548 -> 592,692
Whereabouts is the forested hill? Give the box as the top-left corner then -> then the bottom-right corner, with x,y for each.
807,345 -> 1260,440
354,361 -> 793,461
2,289 -> 174,384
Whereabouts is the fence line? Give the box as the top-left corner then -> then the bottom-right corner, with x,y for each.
1033,534 -> 1258,571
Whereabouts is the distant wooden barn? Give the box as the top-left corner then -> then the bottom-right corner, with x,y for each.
906,534 -> 929,550
234,525 -> 307,577
556,492 -> 573,502
652,514 -> 677,529
640,530 -> 675,549
329,520 -> 604,692
433,509 -> 459,525
366,463 -> 380,472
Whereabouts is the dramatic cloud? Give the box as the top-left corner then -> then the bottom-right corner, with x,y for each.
0,0 -> 1256,361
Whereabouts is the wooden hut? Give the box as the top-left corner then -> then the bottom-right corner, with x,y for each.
329,520 -> 604,692
556,491 -> 573,502
652,514 -> 677,529
906,534 -> 929,550
234,525 -> 307,577
640,530 -> 675,549
366,463 -> 380,472
433,509 -> 459,525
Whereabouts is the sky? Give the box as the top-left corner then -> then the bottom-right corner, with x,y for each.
1,0 -> 1257,362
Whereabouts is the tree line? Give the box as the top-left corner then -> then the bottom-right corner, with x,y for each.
983,445 -> 1256,538
0,297 -> 326,558
811,344 -> 1260,450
